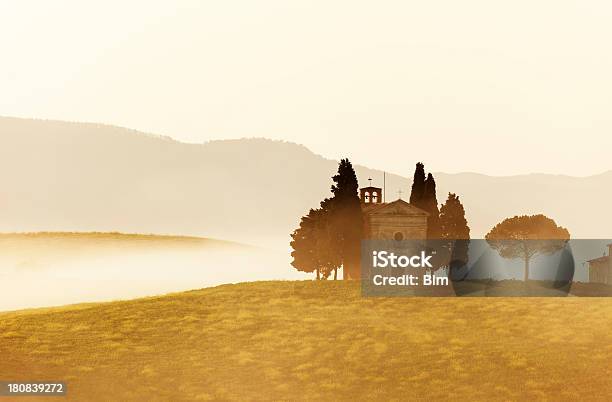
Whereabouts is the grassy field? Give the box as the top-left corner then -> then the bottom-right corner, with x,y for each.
1,281 -> 612,401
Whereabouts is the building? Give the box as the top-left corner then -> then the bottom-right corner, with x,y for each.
360,185 -> 429,240
587,244 -> 612,284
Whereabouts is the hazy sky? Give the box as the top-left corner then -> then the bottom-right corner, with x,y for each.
1,1 -> 611,176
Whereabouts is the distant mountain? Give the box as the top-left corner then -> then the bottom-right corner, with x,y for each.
0,116 -> 610,249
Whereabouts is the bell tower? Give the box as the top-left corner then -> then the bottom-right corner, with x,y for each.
360,186 -> 383,204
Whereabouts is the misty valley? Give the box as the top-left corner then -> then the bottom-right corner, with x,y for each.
0,233 -> 306,311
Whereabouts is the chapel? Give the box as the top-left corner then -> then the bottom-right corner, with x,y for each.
359,185 -> 429,240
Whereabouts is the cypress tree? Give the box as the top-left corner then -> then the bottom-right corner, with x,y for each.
423,173 -> 442,238
290,159 -> 362,280
439,193 -> 470,240
331,159 -> 360,201
409,162 -> 426,207
330,159 -> 363,279
409,163 -> 442,239
439,193 -> 471,272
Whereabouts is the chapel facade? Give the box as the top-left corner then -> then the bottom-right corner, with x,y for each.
359,186 -> 429,240
587,244 -> 612,284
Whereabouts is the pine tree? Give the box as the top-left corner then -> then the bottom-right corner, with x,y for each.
409,162 -> 426,207
486,214 -> 569,282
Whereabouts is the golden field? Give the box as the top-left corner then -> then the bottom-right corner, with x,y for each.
1,281 -> 612,401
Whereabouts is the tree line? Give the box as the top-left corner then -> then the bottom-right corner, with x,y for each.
290,160 -> 470,280
290,159 -> 362,280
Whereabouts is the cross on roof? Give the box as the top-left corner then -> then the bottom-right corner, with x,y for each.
368,177 -> 372,186
398,189 -> 403,199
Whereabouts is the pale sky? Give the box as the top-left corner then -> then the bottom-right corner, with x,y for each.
1,0 -> 611,176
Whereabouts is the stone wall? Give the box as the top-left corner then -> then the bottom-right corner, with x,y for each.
365,215 -> 428,240
589,259 -> 610,284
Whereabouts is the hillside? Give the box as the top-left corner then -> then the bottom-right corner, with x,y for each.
1,281 -> 611,401
1,116 -> 611,250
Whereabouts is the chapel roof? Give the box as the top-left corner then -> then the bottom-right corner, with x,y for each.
361,198 -> 429,217
587,255 -> 609,264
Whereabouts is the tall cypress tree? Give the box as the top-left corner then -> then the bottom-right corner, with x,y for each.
409,162 -> 426,208
439,193 -> 470,240
439,193 -> 470,273
409,163 -> 442,239
423,173 -> 442,238
290,159 -> 362,280
330,159 -> 363,280
331,159 -> 360,201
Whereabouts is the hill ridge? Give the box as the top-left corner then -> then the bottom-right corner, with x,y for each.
1,117 -> 611,246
